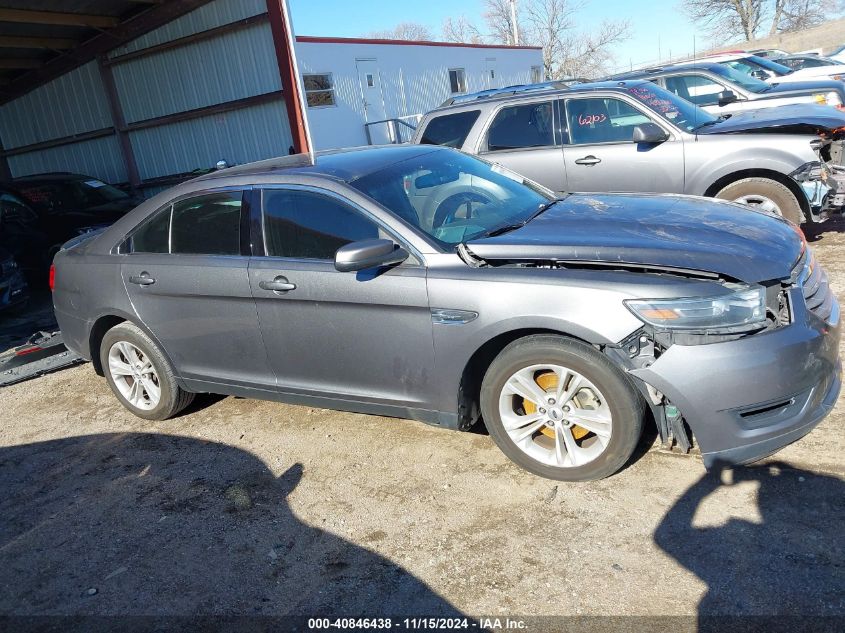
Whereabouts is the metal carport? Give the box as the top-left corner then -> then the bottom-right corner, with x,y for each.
0,0 -> 310,196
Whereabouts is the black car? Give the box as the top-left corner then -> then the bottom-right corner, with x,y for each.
0,188 -> 50,284
13,173 -> 141,256
0,247 -> 28,313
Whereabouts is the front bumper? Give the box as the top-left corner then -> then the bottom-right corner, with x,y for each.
630,288 -> 841,467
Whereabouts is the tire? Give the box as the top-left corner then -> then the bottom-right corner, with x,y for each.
714,177 -> 803,224
100,322 -> 194,420
480,335 -> 644,481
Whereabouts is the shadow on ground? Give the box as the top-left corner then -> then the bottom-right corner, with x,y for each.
804,216 -> 845,243
0,288 -> 57,352
655,461 -> 844,630
0,433 -> 464,617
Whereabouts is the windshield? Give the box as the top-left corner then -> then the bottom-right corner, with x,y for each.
349,150 -> 553,247
18,179 -> 130,212
626,82 -> 717,133
744,55 -> 793,75
709,64 -> 771,93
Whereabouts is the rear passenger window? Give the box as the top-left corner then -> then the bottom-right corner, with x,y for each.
486,102 -> 555,151
130,191 -> 242,255
262,189 -> 380,260
171,192 -> 241,255
131,207 -> 170,253
420,110 -> 480,148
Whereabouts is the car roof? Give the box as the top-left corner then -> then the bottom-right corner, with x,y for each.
195,144 -> 448,184
425,79 -> 654,114
609,62 -> 724,80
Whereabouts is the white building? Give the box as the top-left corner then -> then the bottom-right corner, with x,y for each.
296,36 -> 544,150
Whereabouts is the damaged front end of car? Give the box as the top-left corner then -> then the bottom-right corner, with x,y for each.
791,134 -> 845,217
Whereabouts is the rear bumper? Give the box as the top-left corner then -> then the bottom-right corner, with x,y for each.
53,307 -> 91,360
630,288 -> 841,467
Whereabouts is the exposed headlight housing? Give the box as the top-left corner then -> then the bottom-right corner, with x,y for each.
625,285 -> 766,332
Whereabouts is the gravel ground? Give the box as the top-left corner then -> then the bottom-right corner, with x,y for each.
0,221 -> 843,624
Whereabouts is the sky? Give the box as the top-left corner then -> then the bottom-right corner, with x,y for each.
288,0 -> 707,73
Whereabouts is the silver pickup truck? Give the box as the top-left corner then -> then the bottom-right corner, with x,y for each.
412,80 -> 845,225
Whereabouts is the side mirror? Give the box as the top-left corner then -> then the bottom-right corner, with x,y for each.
334,238 -> 408,273
718,90 -> 739,106
632,122 -> 669,144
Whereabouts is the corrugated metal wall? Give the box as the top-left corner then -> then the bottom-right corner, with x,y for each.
131,100 -> 292,180
0,0 -> 292,195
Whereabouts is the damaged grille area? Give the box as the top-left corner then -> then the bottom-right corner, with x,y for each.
797,253 -> 836,323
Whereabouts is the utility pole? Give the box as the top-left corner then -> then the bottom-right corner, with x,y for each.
509,0 -> 519,45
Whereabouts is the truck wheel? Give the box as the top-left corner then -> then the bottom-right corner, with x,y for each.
715,177 -> 803,224
480,335 -> 644,481
100,322 -> 194,420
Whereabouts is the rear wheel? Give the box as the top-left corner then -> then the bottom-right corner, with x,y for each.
714,177 -> 803,224
480,335 -> 644,481
100,322 -> 194,420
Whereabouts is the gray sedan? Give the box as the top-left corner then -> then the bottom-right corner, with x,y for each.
52,146 -> 840,481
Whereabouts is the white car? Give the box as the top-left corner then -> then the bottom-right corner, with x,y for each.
704,52 -> 845,85
827,45 -> 845,64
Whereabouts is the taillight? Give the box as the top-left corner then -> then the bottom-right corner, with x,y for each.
49,263 -> 55,291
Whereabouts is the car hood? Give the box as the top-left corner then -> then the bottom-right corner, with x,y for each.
760,78 -> 845,96
465,194 -> 804,284
698,104 -> 845,136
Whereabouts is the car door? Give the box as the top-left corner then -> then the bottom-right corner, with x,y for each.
661,73 -> 747,114
248,185 -> 436,409
476,99 -> 567,193
561,95 -> 685,194
120,189 -> 275,390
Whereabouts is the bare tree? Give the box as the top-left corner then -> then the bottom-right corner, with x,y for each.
441,15 -> 484,43
557,19 -> 632,78
683,0 -> 764,41
367,22 -> 433,41
775,0 -> 830,32
524,0 -> 577,78
484,0 -> 525,44
684,0 -> 838,41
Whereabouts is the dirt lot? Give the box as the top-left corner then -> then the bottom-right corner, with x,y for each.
1,223 -> 843,626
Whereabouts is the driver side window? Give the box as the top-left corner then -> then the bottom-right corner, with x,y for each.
261,189 -> 380,260
665,75 -> 726,107
565,97 -> 651,145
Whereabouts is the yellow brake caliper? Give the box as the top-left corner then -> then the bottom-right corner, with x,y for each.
522,371 -> 590,440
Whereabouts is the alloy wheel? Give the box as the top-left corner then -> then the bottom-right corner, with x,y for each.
498,364 -> 612,468
107,341 -> 161,410
732,194 -> 782,215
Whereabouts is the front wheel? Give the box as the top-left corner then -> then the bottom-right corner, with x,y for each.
100,322 -> 194,420
714,177 -> 803,224
480,335 -> 644,481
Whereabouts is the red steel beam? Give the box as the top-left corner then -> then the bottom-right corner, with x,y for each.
265,0 -> 310,156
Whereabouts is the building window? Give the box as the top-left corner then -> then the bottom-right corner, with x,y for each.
449,68 -> 467,94
531,65 -> 543,83
303,73 -> 336,107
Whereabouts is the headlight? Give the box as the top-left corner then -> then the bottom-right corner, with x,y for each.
625,285 -> 766,331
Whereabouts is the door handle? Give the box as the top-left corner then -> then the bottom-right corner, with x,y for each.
574,155 -> 602,166
128,272 -> 155,286
259,276 -> 296,292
